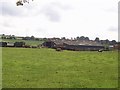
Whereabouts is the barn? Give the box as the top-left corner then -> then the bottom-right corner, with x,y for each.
42,40 -> 105,51
42,40 -> 65,49
0,42 -> 7,47
6,42 -> 14,47
114,42 -> 120,50
14,42 -> 25,47
63,41 -> 105,51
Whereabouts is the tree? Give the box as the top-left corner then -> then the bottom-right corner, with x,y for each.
76,36 -> 80,40
105,39 -> 110,44
22,36 -> 31,40
76,36 -> 89,41
79,36 -> 85,40
85,37 -> 89,41
95,37 -> 100,42
11,35 -> 16,39
30,35 -> 35,40
1,34 -> 6,39
111,40 -> 117,45
16,0 -> 34,6
61,37 -> 66,40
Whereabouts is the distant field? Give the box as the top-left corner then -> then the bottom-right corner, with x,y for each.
2,39 -> 44,46
2,48 -> 118,88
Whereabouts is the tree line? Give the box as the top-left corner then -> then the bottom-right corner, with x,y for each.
0,34 -> 118,45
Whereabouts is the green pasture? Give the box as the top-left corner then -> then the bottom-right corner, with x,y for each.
2,48 -> 118,88
2,39 -> 43,46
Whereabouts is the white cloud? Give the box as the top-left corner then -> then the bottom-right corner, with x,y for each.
40,6 -> 61,22
0,0 -> 119,41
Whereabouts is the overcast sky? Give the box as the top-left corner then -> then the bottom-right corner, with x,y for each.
0,0 -> 118,41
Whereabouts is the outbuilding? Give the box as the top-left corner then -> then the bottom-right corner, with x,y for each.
42,40 -> 65,49
63,42 -> 104,51
14,42 -> 25,47
0,42 -> 7,47
6,42 -> 14,47
42,40 -> 105,51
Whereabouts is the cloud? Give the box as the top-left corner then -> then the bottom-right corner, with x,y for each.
35,27 -> 47,35
0,1 -> 72,22
50,2 -> 72,10
0,2 -> 22,16
38,2 -> 72,22
0,1 -> 32,17
108,27 -> 118,32
105,8 -> 117,13
2,22 -> 12,27
0,0 -> 118,41
41,7 -> 61,22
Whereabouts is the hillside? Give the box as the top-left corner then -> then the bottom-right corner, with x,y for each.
2,39 -> 44,46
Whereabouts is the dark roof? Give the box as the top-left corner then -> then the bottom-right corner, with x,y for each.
49,40 -> 103,46
64,40 -> 103,46
51,40 -> 67,45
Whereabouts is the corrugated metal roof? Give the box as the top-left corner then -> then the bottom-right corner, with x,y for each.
50,40 -> 103,46
7,42 -> 14,46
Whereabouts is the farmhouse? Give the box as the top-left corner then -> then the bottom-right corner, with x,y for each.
42,40 -> 105,51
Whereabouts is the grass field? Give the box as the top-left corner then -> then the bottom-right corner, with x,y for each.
2,39 -> 44,46
2,47 -> 118,88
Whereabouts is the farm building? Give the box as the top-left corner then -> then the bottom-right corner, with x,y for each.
14,42 -> 25,47
0,42 -> 7,47
6,42 -> 14,47
63,41 -> 104,51
42,40 -> 105,51
42,40 -> 65,49
114,43 -> 120,50
0,42 -> 25,47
